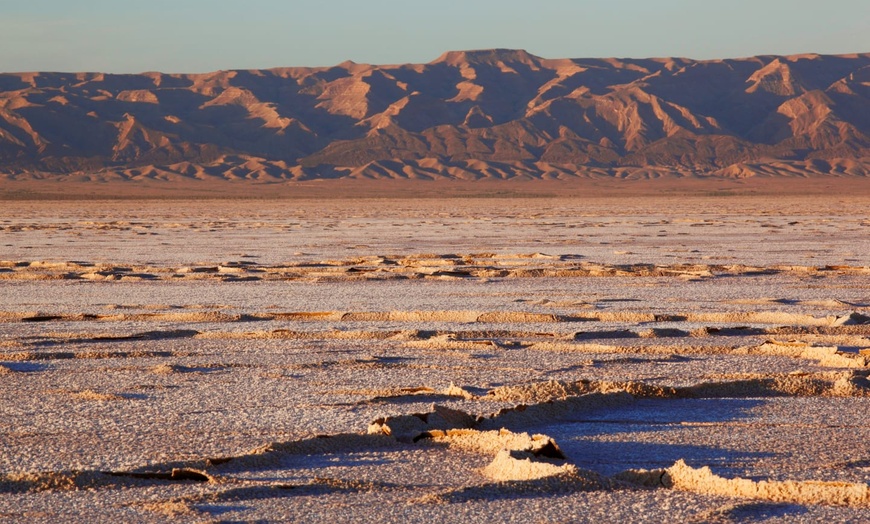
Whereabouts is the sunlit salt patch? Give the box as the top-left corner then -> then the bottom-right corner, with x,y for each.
617,460 -> 870,507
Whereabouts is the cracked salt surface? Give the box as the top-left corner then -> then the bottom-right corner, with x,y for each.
1,196 -> 870,522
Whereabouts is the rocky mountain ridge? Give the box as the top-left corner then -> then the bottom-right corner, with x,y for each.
1,49 -> 869,182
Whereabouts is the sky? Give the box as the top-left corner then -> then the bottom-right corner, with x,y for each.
2,0 -> 868,73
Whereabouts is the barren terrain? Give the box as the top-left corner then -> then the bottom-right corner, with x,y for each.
1,195 -> 869,522
2,50 -> 870,190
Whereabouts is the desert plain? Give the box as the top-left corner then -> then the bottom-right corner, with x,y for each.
1,188 -> 870,523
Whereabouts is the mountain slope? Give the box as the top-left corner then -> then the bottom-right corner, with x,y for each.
1,49 -> 869,182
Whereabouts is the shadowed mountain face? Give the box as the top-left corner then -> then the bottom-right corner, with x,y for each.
1,49 -> 869,182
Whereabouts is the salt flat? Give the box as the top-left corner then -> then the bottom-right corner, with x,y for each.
1,195 -> 869,522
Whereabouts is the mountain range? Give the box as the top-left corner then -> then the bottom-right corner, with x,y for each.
1,49 -> 869,186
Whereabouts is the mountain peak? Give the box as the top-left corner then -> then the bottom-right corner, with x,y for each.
431,49 -> 542,67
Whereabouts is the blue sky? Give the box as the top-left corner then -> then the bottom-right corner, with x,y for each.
2,0 -> 868,73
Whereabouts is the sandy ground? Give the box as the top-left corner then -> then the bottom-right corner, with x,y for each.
1,195 -> 869,522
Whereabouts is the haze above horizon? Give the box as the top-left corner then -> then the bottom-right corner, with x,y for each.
3,0 -> 868,74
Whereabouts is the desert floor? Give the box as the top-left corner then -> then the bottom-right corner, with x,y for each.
1,194 -> 869,522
